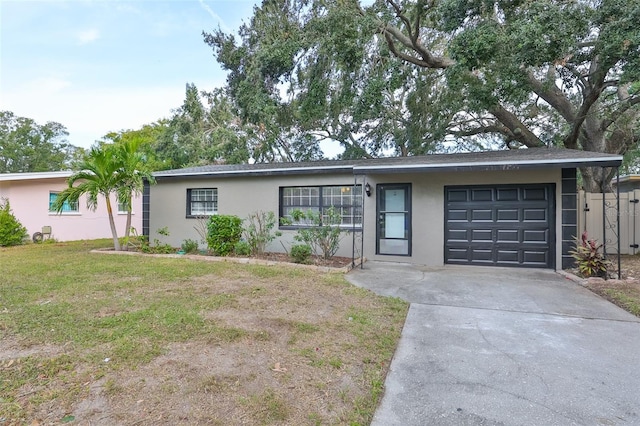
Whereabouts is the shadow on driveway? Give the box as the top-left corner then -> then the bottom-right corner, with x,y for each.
346,262 -> 640,426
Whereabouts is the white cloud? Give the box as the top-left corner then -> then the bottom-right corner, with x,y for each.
198,0 -> 231,33
76,28 -> 100,45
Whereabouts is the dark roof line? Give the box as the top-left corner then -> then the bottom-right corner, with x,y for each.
153,148 -> 623,179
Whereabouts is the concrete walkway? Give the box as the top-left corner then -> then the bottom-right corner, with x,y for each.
345,262 -> 640,426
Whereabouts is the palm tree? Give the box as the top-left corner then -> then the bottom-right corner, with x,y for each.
52,145 -> 126,250
113,136 -> 155,250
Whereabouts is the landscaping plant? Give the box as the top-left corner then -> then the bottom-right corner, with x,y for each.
244,210 -> 279,255
192,215 -> 210,246
141,226 -> 174,254
207,214 -> 243,256
570,231 -> 611,278
287,207 -> 346,259
181,238 -> 200,254
234,240 -> 251,256
290,244 -> 312,264
0,198 -> 27,246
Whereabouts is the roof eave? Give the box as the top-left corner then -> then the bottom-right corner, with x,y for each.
153,165 -> 355,180
353,158 -> 623,174
0,171 -> 73,182
152,154 -> 624,179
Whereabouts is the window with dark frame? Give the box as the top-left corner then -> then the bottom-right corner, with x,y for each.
279,185 -> 362,228
49,192 -> 79,213
187,188 -> 218,217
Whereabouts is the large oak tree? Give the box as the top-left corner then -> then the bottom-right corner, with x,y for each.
204,0 -> 639,190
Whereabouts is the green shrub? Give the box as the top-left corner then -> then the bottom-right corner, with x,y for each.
150,243 -> 174,254
140,227 -> 174,254
290,244 -> 312,264
234,240 -> 251,256
570,231 -> 611,278
207,215 -> 243,256
244,211 -> 279,255
0,198 -> 28,247
181,239 -> 199,254
287,207 -> 345,259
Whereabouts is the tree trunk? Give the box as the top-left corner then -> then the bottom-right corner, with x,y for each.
123,196 -> 133,251
577,109 -> 625,193
579,125 -> 607,192
579,166 -> 616,193
105,197 -> 121,251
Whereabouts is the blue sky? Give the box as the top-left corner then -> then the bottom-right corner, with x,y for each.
0,0 -> 259,149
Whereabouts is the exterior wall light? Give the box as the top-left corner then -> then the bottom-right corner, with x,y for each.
365,182 -> 372,197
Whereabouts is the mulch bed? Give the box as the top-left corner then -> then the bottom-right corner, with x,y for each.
247,252 -> 354,269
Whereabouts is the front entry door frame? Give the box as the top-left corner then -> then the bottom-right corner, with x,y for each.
376,183 -> 412,256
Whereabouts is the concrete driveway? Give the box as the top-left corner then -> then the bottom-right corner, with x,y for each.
345,262 -> 640,426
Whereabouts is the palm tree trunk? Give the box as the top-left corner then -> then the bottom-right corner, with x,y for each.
105,197 -> 121,251
123,195 -> 133,251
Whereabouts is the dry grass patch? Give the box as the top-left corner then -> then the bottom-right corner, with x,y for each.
581,255 -> 640,318
0,240 -> 407,425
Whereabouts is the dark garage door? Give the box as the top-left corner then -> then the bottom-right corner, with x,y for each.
445,184 -> 555,268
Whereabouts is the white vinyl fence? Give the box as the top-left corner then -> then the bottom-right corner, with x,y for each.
577,190 -> 640,255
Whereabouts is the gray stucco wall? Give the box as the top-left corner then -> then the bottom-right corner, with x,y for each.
148,168 -> 563,268
359,168 -> 563,268
148,172 -> 359,258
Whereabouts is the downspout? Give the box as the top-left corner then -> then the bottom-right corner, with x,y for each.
633,191 -> 637,256
617,168 -> 621,279
602,168 -> 606,260
361,176 -> 366,269
352,175 -> 357,268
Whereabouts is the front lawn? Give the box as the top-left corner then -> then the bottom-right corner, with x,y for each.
0,240 -> 408,425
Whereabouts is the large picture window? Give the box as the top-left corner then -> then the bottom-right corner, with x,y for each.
49,192 -> 79,213
280,185 -> 362,228
187,188 -> 217,217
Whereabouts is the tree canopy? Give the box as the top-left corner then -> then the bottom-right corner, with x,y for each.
154,84 -> 251,168
204,0 -> 640,190
102,122 -> 170,171
154,83 -> 323,168
0,111 -> 84,173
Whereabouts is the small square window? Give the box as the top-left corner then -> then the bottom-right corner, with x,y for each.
187,188 -> 218,217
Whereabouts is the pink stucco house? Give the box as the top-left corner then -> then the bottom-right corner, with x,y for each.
0,171 -> 142,242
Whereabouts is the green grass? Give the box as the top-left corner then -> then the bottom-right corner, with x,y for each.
1,242 -> 249,368
0,240 -> 408,424
603,289 -> 640,316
